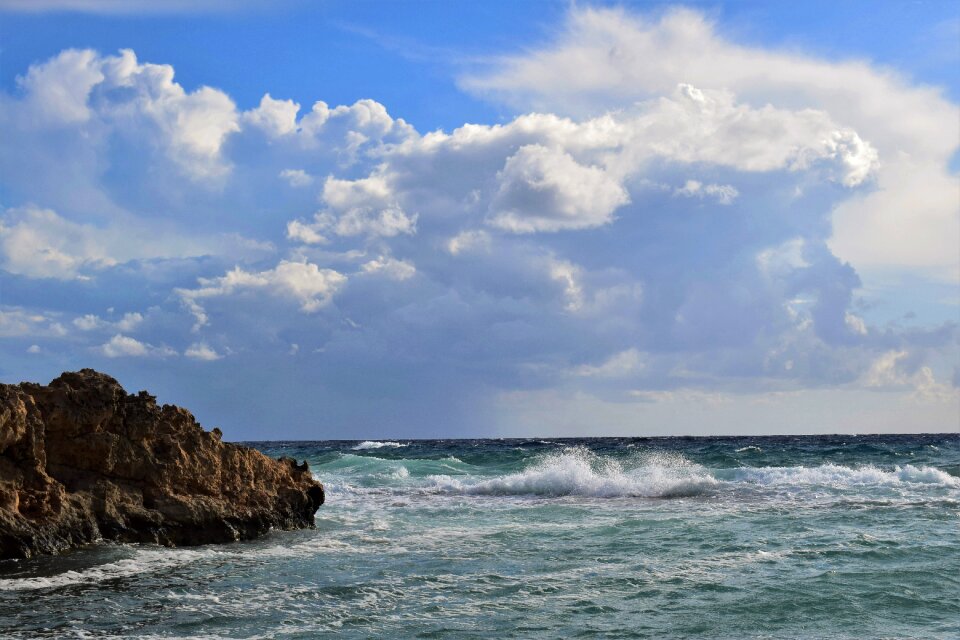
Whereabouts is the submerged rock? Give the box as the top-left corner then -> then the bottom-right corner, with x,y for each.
0,369 -> 324,559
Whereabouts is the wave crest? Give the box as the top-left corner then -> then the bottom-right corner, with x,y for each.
428,448 -> 717,498
729,463 -> 960,488
352,441 -> 406,451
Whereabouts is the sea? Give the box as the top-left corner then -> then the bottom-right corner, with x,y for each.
1,434 -> 958,639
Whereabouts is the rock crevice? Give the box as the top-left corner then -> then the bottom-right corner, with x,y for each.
0,369 -> 324,559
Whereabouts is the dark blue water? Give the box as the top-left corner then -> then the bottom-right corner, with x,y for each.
2,434 -> 958,638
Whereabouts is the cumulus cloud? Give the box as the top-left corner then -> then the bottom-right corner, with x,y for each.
244,94 -> 299,137
184,342 -> 223,361
98,333 -> 175,358
488,144 -> 629,233
862,350 -> 957,402
360,256 -> 416,281
463,6 -> 957,279
177,259 -> 347,328
287,174 -> 418,243
7,48 -> 239,179
0,29 -> 955,437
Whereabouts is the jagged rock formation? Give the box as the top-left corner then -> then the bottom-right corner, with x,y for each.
0,369 -> 324,559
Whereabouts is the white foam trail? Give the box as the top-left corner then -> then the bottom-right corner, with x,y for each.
735,446 -> 762,453
0,547 -> 214,591
352,441 -> 406,450
427,448 -> 717,498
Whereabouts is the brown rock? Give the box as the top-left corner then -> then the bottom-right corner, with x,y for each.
0,369 -> 324,559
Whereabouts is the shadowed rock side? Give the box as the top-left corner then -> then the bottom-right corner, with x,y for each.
0,369 -> 324,559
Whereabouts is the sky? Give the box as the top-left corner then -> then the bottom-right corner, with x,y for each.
0,0 -> 957,440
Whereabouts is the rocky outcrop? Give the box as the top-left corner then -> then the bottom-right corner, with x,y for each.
0,370 -> 324,559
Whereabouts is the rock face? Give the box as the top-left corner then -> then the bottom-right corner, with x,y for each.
0,369 -> 324,559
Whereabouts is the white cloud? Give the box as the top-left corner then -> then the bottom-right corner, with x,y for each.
115,312 -> 144,331
73,311 -> 144,332
279,168 -> 314,187
286,219 -> 327,245
375,84 -> 877,241
177,259 -> 347,328
73,314 -> 103,330
843,312 -> 868,336
12,48 -> 240,179
287,174 -> 418,243
26,344 -> 41,354
488,144 -> 629,233
674,180 -> 739,205
244,93 -> 299,137
862,350 -> 957,402
184,342 -> 223,361
99,333 -> 174,358
0,206 -> 116,279
360,256 -> 416,281
0,307 -> 66,337
463,6 -> 957,279
16,48 -> 104,125
0,205 -> 265,280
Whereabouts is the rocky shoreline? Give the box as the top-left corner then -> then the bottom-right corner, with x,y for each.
0,369 -> 324,560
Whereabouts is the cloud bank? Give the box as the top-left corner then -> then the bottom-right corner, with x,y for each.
0,7 -> 956,437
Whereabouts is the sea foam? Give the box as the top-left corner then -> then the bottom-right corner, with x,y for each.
728,463 -> 960,488
0,547 -> 213,591
427,448 -> 717,498
352,441 -> 406,450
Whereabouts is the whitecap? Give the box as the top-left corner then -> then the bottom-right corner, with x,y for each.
730,463 -> 960,488
352,441 -> 406,450
425,447 -> 717,498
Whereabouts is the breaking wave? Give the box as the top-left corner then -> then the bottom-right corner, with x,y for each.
426,448 -> 717,498
352,441 -> 406,450
726,463 -> 960,488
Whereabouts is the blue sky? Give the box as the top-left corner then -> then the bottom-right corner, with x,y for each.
0,0 -> 957,439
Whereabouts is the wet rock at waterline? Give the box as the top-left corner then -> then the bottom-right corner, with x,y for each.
0,369 -> 324,559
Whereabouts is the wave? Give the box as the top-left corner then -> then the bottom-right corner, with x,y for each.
735,446 -> 762,453
426,448 -> 717,498
313,447 -> 960,501
0,547 -> 214,591
352,441 -> 406,450
726,463 -> 960,488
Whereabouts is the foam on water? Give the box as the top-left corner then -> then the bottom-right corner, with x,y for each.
728,463 -> 960,488
2,435 -> 958,639
0,547 -> 214,592
352,441 -> 405,450
426,448 -> 718,498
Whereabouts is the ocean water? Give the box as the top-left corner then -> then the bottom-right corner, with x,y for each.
1,434 -> 958,639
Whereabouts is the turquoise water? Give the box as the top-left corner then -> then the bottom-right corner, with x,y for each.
1,434 -> 958,638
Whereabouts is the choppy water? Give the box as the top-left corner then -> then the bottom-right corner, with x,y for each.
2,434 -> 959,639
